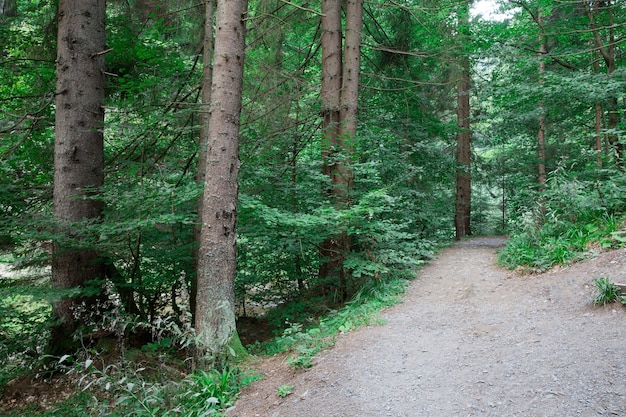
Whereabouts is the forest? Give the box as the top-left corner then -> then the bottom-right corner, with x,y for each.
1,0 -> 625,415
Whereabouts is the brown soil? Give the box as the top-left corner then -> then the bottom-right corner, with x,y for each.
228,237 -> 626,417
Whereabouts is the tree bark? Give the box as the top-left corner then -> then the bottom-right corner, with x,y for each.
195,0 -> 247,360
454,0 -> 471,240
455,62 -> 471,240
50,0 -> 107,354
320,0 -> 343,185
337,0 -> 362,170
318,0 -> 363,300
595,100 -> 603,167
0,0 -> 17,17
192,0 -> 215,329
318,0 -> 344,296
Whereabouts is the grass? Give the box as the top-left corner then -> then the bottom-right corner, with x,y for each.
593,277 -> 621,306
259,277 -> 409,369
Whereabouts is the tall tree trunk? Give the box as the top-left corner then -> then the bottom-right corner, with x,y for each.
318,0 -> 363,301
454,0 -> 471,240
337,0 -> 362,172
455,62 -> 471,240
320,0 -> 343,186
50,0 -> 107,354
334,0 -> 362,299
318,0 -> 344,296
192,0 -> 215,328
195,0 -> 247,360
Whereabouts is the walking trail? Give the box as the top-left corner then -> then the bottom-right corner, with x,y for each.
228,237 -> 626,417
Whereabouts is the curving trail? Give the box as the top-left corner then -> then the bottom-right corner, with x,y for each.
229,237 -> 626,417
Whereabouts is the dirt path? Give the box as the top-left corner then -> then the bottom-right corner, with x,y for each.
228,237 -> 626,417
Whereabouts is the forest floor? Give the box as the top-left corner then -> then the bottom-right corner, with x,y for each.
228,236 -> 626,417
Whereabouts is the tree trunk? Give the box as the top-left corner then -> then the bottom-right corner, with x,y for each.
455,62 -> 471,240
454,0 -> 471,240
318,0 -> 344,296
192,0 -> 215,328
50,0 -> 107,354
195,0 -> 247,360
1,0 -> 17,17
337,0 -> 362,173
320,0 -> 343,186
333,0 -> 362,297
318,0 -> 363,300
595,100 -> 603,167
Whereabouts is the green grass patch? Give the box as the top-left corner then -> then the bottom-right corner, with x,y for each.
593,277 -> 621,307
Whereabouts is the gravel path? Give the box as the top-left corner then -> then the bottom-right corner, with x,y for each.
229,237 -> 626,417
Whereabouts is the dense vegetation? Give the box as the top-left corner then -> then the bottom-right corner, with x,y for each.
1,0 -> 625,415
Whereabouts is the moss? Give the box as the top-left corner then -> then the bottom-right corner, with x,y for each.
228,330 -> 248,359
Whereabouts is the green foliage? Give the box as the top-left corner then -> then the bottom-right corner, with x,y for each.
1,392 -> 95,417
169,367 -> 243,416
7,361 -> 246,417
499,164 -> 626,271
276,385 -> 294,398
261,277 -> 408,369
0,260 -> 58,386
593,277 -> 621,307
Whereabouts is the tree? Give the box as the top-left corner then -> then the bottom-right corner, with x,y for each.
0,0 -> 16,17
195,0 -> 247,359
50,0 -> 107,353
337,0 -> 363,185
192,0 -> 215,326
455,0 -> 472,240
319,0 -> 364,299
584,0 -> 622,163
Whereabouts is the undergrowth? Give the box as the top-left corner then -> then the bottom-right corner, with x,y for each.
498,165 -> 626,271
1,266 -> 415,416
258,277 -> 409,369
2,361 -> 255,417
498,213 -> 626,272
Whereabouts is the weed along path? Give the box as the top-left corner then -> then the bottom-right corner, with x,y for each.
228,237 -> 626,417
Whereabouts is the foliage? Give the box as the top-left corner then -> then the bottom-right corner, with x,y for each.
260,277 -> 409,369
4,358 -> 248,417
498,164 -> 626,271
593,277 -> 621,307
276,385 -> 294,398
0,260 -> 57,386
0,261 -> 408,416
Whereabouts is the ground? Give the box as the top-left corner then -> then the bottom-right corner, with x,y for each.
228,237 -> 626,417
